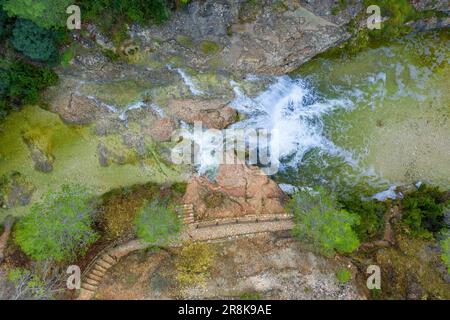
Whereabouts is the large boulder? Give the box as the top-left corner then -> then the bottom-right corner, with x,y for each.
132,0 -> 360,75
168,98 -> 237,129
183,163 -> 286,220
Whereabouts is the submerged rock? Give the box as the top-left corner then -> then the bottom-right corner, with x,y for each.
22,134 -> 55,173
0,172 -> 35,209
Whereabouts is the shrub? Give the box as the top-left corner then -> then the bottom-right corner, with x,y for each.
99,184 -> 159,240
7,268 -> 48,300
288,187 -> 360,256
134,200 -> 181,245
0,60 -> 58,109
11,19 -> 59,63
176,242 -> 213,287
400,184 -> 448,238
338,192 -> 387,241
3,0 -> 72,29
15,185 -> 98,262
0,7 -> 9,38
81,0 -> 171,25
336,268 -> 351,283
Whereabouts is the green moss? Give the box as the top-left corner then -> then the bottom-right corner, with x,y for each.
79,80 -> 150,110
336,268 -> 351,283
60,45 -> 76,67
176,242 -> 214,287
272,0 -> 288,13
101,134 -> 139,165
240,292 -> 262,300
176,35 -> 194,48
238,0 -> 263,23
199,40 -> 221,56
0,105 -> 183,223
374,234 -> 450,299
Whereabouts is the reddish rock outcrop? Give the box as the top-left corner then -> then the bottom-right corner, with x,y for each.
183,164 -> 286,220
143,117 -> 177,142
168,98 -> 237,129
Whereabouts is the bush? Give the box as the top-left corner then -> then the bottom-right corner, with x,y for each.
400,184 -> 448,238
338,192 -> 387,241
134,200 -> 181,245
0,7 -> 8,38
80,0 -> 171,26
288,188 -> 360,256
11,19 -> 59,63
3,0 -> 72,29
336,267 -> 351,284
0,60 -> 58,110
15,185 -> 98,262
176,242 -> 213,287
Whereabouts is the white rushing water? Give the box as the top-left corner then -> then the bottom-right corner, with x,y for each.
175,75 -> 359,176
167,65 -> 204,95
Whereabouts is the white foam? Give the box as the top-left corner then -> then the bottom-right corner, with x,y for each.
179,76 -> 358,174
167,65 -> 203,95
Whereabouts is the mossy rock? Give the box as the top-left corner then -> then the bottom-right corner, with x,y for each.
0,172 -> 35,209
199,40 -> 221,56
238,0 -> 264,23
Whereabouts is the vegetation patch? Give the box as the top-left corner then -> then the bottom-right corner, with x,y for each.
176,242 -> 214,287
288,187 -> 360,256
134,200 -> 181,245
336,267 -> 351,284
199,40 -> 221,56
14,185 -> 99,262
399,184 -> 449,239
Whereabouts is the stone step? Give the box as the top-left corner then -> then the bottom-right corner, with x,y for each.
81,283 -> 97,292
101,254 -> 116,265
85,278 -> 100,286
93,263 -> 108,273
97,259 -> 112,269
86,273 -> 103,282
91,269 -> 106,278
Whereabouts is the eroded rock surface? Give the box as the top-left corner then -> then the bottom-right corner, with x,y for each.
131,0 -> 362,75
184,163 -> 286,220
168,98 -> 237,129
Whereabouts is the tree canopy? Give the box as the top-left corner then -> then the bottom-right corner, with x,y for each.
15,185 -> 98,262
288,187 -> 360,256
134,200 -> 181,245
11,19 -> 59,63
2,0 -> 72,29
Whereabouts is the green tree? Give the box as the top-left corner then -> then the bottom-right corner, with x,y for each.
81,0 -> 170,25
401,184 -> 448,238
288,188 -> 360,256
0,7 -> 8,38
15,185 -> 98,262
11,19 -> 59,63
0,60 -> 58,109
3,0 -> 72,29
134,200 -> 181,245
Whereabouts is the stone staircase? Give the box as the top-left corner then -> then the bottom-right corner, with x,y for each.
76,202 -> 293,300
78,251 -> 118,300
180,203 -> 195,224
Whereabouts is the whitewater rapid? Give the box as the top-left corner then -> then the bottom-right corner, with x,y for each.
176,74 -> 359,176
